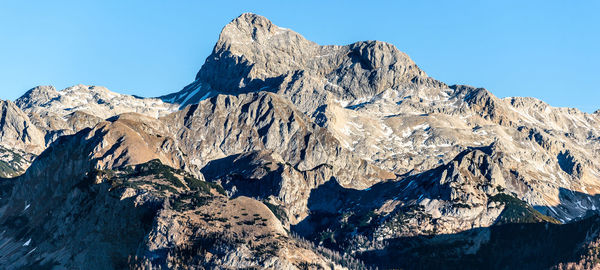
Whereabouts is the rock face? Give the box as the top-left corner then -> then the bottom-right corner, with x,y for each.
164,92 -> 393,183
0,100 -> 44,176
0,100 -> 45,154
1,12 -> 600,269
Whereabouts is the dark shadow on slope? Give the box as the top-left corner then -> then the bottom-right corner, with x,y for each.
0,177 -> 16,207
292,171 -> 598,269
285,146 -> 498,240
200,151 -> 290,200
0,165 -> 161,268
557,151 -> 577,175
291,178 -> 422,245
201,146 -> 600,269
491,193 -> 560,225
0,145 -> 29,178
358,215 -> 600,270
292,175 -> 561,251
196,52 -> 287,96
534,187 -> 600,223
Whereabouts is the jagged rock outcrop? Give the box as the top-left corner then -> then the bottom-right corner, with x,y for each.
163,92 -> 394,224
453,85 -> 516,126
163,91 -> 394,187
0,100 -> 45,154
0,100 -> 44,176
201,150 -> 337,225
0,113 -> 188,267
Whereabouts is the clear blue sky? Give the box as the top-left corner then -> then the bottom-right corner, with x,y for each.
1,1 -> 598,112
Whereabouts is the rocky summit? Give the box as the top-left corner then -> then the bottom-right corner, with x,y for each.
1,13 -> 600,269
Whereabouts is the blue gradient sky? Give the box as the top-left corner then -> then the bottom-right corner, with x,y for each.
1,1 -> 598,112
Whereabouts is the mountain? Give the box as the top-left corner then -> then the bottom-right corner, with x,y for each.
167,13 -> 600,223
0,84 -> 179,177
1,12 -> 600,269
16,84 -> 178,145
16,84 -> 177,119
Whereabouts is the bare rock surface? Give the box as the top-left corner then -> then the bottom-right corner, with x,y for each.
0,100 -> 45,154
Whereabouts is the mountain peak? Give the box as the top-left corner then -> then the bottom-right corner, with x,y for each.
22,85 -> 57,96
347,40 -> 422,72
231,12 -> 273,29
165,13 -> 432,109
214,12 -> 306,54
222,13 -> 281,38
15,85 -> 59,110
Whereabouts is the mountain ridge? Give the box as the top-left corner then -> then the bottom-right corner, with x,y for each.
0,12 -> 600,269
